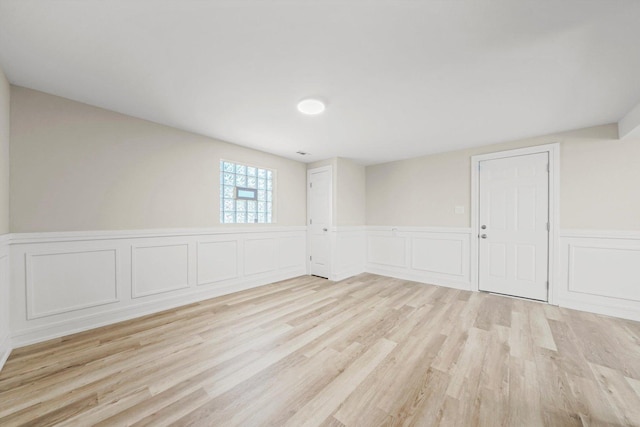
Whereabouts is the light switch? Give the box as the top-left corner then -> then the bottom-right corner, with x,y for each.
455,206 -> 465,214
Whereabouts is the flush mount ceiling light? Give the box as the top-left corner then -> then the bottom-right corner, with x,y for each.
297,98 -> 325,115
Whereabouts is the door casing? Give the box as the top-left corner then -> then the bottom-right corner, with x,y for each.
471,143 -> 560,304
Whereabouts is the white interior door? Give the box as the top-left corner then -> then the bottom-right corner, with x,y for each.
308,167 -> 332,278
479,152 -> 549,301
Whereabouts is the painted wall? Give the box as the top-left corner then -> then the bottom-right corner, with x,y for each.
336,158 -> 366,226
10,86 -> 307,232
366,124 -> 640,230
0,67 -> 9,234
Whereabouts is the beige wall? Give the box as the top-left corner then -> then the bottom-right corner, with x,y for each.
0,67 -> 9,234
336,158 -> 365,226
307,157 -> 366,226
10,86 -> 307,232
367,124 -> 640,230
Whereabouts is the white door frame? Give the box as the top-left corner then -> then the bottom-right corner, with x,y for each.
470,143 -> 560,304
306,165 -> 333,277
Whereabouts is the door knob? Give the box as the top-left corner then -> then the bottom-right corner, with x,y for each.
481,225 -> 487,229
323,228 -> 328,232
480,234 -> 487,239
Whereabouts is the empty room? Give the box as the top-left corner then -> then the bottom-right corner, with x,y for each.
1,0 -> 640,425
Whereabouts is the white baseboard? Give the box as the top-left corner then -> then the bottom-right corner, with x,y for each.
557,298 -> 640,322
9,227 -> 307,348
365,265 -> 472,291
0,235 -> 10,371
0,333 -> 11,371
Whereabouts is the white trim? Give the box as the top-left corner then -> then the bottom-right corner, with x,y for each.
9,226 -> 306,244
366,265 -> 471,291
0,332 -> 11,372
557,232 -> 640,322
470,143 -> 560,304
0,234 -> 10,245
366,226 -> 472,234
331,225 -> 368,233
560,229 -> 640,239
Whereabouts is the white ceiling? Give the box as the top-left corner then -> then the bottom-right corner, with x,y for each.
1,0 -> 640,165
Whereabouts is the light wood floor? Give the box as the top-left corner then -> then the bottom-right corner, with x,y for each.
1,274 -> 640,426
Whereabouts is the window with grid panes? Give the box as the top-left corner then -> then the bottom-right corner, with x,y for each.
220,160 -> 274,223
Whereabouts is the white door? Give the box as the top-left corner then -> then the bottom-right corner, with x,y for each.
479,152 -> 549,301
308,167 -> 332,278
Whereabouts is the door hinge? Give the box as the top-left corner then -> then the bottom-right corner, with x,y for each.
547,163 -> 550,173
547,222 -> 550,232
310,255 -> 312,261
310,218 -> 313,225
309,182 -> 313,188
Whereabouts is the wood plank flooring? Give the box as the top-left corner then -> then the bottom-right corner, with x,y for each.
1,273 -> 640,426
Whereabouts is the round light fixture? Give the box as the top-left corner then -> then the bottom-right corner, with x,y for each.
297,98 -> 325,115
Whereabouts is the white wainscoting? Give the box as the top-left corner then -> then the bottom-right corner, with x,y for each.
0,234 -> 10,371
132,243 -> 189,298
9,227 -> 306,347
331,227 -> 366,282
4,226 -> 640,353
558,230 -> 640,321
365,227 -> 472,290
27,248 -> 120,319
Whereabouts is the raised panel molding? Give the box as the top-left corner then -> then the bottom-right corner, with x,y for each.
568,244 -> 640,302
366,228 -> 472,291
131,244 -> 190,298
26,249 -> 119,319
367,235 -> 407,267
8,228 -> 307,347
278,236 -> 306,270
4,227 -> 640,353
559,232 -> 640,322
244,238 -> 277,276
197,240 -> 238,286
411,236 -> 465,276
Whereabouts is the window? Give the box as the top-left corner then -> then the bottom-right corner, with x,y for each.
220,160 -> 274,223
